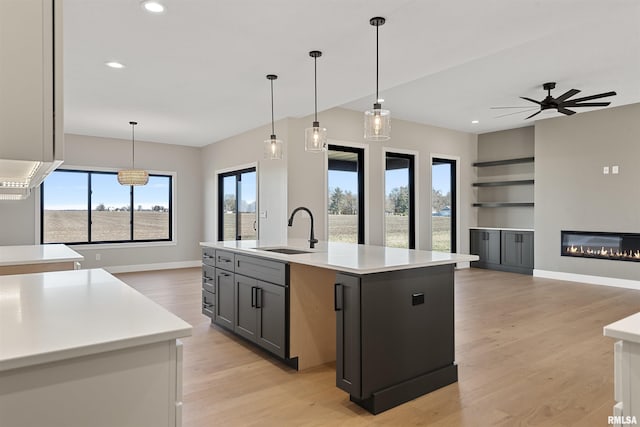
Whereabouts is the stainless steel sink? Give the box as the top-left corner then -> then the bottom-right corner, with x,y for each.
257,248 -> 312,255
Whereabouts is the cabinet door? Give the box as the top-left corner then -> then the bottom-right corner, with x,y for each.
255,280 -> 286,358
234,274 -> 258,341
520,231 -> 534,268
501,231 -> 520,267
335,273 -> 361,398
0,0 -> 49,160
469,230 -> 483,260
214,269 -> 234,330
486,230 -> 501,264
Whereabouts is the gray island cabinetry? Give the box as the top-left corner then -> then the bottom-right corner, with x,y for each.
200,240 -> 477,414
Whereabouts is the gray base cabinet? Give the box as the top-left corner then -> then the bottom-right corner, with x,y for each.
202,249 -> 289,361
335,265 -> 458,414
470,229 -> 534,275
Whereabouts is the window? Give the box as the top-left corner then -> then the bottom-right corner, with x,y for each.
217,167 -> 257,241
327,145 -> 364,244
432,158 -> 456,252
384,152 -> 415,249
41,170 -> 172,244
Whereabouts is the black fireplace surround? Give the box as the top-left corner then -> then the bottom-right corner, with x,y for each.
561,230 -> 640,262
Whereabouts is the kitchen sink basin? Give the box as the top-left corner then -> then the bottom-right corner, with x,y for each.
257,248 -> 312,255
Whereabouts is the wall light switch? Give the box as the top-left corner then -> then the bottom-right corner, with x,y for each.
259,211 -> 267,219
612,165 -> 619,174
603,166 -> 609,175
95,253 -> 101,261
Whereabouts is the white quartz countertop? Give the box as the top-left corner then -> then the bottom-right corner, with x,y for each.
469,227 -> 535,232
604,311 -> 640,344
0,244 -> 84,266
200,239 -> 478,274
0,268 -> 192,371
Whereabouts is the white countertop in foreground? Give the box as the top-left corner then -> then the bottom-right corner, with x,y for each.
201,239 -> 478,274
0,269 -> 192,371
0,244 -> 84,266
604,311 -> 640,344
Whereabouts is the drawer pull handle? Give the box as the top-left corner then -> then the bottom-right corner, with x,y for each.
203,303 -> 213,309
203,254 -> 213,259
203,275 -> 213,281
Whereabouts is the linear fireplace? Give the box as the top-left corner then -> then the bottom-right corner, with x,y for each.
561,231 -> 640,262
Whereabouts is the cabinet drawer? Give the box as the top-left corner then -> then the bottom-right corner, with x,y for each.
203,264 -> 215,291
216,250 -> 235,271
202,248 -> 216,267
202,289 -> 215,318
235,254 -> 286,285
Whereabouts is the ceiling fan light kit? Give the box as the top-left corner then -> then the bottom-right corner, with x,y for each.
364,16 -> 391,141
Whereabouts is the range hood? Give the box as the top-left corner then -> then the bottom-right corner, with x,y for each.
0,159 -> 62,200
0,0 -> 63,201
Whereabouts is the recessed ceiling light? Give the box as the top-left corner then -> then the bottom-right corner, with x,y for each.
141,1 -> 165,13
105,61 -> 125,69
471,120 -> 479,124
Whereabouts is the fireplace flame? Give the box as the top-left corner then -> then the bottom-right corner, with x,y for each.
565,245 -> 640,260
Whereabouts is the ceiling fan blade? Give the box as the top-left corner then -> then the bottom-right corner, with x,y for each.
555,89 -> 580,102
525,110 -> 542,120
561,101 -> 611,108
557,107 -> 576,115
567,91 -> 616,103
520,96 -> 542,105
494,108 -> 538,118
490,106 -> 537,109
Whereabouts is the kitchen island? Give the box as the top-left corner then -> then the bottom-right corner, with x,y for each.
0,244 -> 83,275
200,239 -> 477,414
0,268 -> 192,427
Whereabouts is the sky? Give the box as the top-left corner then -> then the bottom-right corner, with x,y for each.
43,171 -> 170,210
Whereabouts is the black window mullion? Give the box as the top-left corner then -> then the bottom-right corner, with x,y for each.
235,174 -> 241,240
130,185 -> 134,241
88,172 -> 92,243
357,149 -> 365,244
408,155 -> 415,249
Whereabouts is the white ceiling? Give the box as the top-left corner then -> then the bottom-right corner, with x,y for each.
64,0 -> 640,147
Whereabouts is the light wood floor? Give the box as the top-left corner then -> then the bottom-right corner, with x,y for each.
116,267 -> 640,426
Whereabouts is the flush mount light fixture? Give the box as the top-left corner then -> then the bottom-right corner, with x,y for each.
264,75 -> 283,160
305,50 -> 328,153
364,16 -> 390,141
105,61 -> 125,69
141,0 -> 165,13
118,121 -> 149,186
471,120 -> 479,124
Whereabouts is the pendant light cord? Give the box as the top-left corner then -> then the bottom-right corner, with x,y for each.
314,56 -> 318,122
270,79 -> 275,136
376,23 -> 379,102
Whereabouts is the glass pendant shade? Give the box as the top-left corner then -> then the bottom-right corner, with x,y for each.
305,122 -> 327,152
118,121 -> 148,186
264,135 -> 283,160
117,169 -> 149,186
364,105 -> 391,141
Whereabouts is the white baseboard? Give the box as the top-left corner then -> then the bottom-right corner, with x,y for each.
456,262 -> 471,270
533,269 -> 640,291
104,260 -> 200,274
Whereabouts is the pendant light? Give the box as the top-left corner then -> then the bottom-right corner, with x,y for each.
264,74 -> 284,160
117,121 -> 149,186
305,50 -> 327,152
364,16 -> 390,141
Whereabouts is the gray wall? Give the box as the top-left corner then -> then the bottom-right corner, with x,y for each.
201,107 -> 478,252
534,103 -> 640,280
0,133 -> 203,269
476,127 -> 535,229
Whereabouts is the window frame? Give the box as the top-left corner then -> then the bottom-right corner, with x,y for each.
217,166 -> 258,241
40,168 -> 174,245
383,150 -> 416,249
327,144 -> 365,245
431,156 -> 458,253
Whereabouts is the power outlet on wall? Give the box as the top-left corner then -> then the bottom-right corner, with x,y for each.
95,253 -> 101,261
612,165 -> 620,174
603,166 -> 610,175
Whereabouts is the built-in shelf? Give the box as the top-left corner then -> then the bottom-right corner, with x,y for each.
473,202 -> 535,208
472,157 -> 535,167
472,179 -> 534,187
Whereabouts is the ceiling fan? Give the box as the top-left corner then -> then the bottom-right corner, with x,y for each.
492,82 -> 617,120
